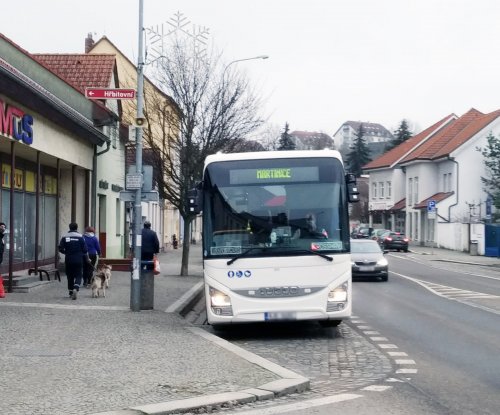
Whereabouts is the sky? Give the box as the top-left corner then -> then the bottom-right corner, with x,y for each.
2,0 -> 499,136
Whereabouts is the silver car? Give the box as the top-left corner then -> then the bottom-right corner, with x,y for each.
350,239 -> 389,282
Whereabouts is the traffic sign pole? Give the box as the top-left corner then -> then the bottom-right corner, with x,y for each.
130,0 -> 145,312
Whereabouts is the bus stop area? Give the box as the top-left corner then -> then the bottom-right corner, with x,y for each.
2,243 -> 498,414
0,245 -> 307,415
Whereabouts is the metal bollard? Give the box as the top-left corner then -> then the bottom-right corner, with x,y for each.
140,260 -> 155,310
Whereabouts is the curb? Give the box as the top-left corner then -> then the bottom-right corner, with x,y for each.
92,281 -> 310,415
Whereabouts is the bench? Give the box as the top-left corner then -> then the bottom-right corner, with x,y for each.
28,266 -> 61,282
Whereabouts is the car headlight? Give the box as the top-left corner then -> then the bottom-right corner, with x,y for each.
377,257 -> 388,266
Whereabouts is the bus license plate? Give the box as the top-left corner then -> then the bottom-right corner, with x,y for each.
264,311 -> 297,321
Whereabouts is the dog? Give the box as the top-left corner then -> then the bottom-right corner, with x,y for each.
91,264 -> 112,298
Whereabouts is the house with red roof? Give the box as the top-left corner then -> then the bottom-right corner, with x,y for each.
33,52 -> 131,258
363,109 -> 500,253
0,33 -> 119,279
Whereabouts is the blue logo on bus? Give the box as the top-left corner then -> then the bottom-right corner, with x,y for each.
227,270 -> 252,278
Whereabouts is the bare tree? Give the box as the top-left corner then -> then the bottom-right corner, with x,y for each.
143,38 -> 265,275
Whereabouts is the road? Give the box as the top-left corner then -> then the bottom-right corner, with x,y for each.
352,253 -> 500,415
189,252 -> 500,414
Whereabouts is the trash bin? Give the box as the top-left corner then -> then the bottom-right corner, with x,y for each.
469,240 -> 478,256
140,262 -> 154,310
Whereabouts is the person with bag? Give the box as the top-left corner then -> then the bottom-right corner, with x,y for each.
141,220 -> 160,272
83,226 -> 101,287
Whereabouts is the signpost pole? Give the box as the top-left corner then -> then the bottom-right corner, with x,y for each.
130,0 -> 145,312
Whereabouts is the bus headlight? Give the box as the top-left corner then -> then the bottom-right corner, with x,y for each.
209,287 -> 233,316
327,282 -> 348,312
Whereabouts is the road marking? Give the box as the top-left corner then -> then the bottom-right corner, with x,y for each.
395,359 -> 416,365
370,336 -> 388,341
396,368 -> 418,374
392,272 -> 496,299
362,385 -> 392,392
229,393 -> 363,415
378,344 -> 398,349
391,253 -> 500,282
387,351 -> 408,357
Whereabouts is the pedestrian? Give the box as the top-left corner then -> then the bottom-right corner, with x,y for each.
0,222 -> 6,265
141,220 -> 159,269
83,226 -> 101,287
172,234 -> 178,249
58,222 -> 90,300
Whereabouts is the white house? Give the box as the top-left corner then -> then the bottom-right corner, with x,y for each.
363,108 -> 500,254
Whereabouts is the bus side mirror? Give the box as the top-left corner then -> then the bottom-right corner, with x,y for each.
346,173 -> 360,203
187,185 -> 203,214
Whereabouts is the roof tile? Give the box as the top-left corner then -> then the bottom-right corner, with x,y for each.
33,54 -> 116,94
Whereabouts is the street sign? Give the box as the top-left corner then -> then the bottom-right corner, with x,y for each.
119,190 -> 159,203
85,88 -> 136,100
427,211 -> 436,220
126,173 -> 143,190
427,200 -> 436,212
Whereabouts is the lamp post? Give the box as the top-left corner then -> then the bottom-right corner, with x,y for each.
220,55 -> 268,138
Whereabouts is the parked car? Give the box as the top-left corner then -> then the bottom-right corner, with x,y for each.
351,226 -> 372,239
371,229 -> 391,244
350,239 -> 389,281
380,232 -> 409,252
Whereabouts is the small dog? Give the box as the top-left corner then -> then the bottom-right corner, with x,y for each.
91,264 -> 112,298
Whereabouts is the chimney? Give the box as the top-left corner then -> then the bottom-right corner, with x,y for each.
85,33 -> 95,53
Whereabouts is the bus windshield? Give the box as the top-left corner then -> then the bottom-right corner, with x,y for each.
202,157 -> 349,258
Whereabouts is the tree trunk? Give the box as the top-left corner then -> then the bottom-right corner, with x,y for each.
180,218 -> 191,276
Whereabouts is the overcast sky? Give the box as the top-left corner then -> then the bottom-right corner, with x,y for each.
2,0 -> 499,135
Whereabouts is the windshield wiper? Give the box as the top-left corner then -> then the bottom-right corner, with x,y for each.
227,247 -> 272,265
286,249 -> 333,262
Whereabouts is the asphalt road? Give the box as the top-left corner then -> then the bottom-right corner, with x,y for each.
352,252 -> 500,415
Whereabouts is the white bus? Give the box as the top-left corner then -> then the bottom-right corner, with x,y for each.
188,150 -> 359,327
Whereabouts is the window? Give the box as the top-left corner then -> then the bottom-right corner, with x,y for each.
372,182 -> 377,199
414,177 -> 419,205
447,173 -> 452,192
115,198 -> 121,235
379,182 -> 384,199
386,181 -> 391,198
408,178 -> 413,206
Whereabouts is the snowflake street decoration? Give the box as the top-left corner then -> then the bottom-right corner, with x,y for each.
145,12 -> 210,66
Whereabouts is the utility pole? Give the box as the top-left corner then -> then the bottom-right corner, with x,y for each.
130,0 -> 146,312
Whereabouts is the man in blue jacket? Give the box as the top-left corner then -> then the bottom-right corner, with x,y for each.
58,222 -> 89,300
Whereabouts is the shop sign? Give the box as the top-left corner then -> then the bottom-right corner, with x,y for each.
0,99 -> 34,145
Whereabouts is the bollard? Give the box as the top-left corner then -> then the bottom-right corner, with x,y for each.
140,261 -> 154,310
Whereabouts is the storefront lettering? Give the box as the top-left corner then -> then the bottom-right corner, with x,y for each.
0,99 -> 34,145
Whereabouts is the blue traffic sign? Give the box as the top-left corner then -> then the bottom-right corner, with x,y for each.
427,200 -> 436,211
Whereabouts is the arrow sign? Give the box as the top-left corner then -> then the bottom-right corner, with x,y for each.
85,88 -> 136,100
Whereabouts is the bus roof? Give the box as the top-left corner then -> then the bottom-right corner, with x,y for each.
204,149 -> 344,168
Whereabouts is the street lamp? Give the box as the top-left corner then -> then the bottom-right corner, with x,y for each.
220,55 -> 269,137
222,55 -> 269,79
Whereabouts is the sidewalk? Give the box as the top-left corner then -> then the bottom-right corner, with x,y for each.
0,246 -> 308,415
408,244 -> 500,267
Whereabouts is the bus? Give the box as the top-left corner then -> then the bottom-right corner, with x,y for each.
188,150 -> 359,327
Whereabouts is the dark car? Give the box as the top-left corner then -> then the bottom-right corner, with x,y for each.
371,229 -> 391,244
351,226 -> 372,239
351,239 -> 389,281
381,232 -> 409,252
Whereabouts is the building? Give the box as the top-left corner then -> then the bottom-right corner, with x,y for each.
363,109 -> 500,254
289,131 -> 334,150
86,34 -> 182,250
333,121 -> 393,160
33,53 -> 127,258
0,34 -> 116,277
